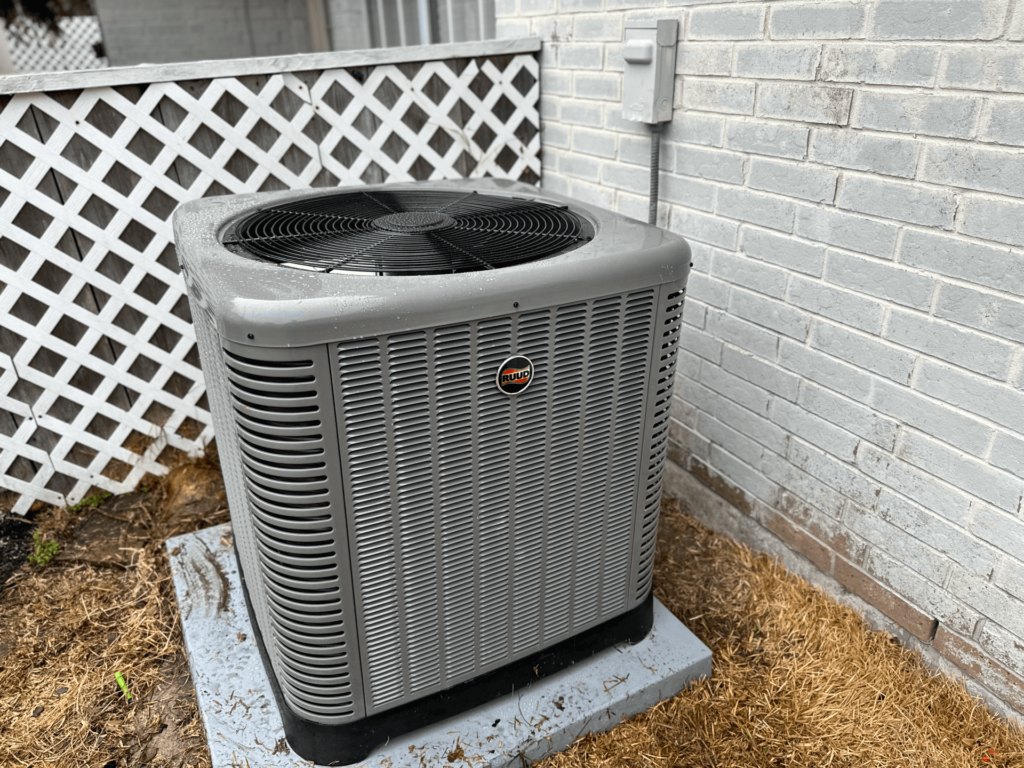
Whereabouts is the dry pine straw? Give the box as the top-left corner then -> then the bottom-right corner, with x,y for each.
2,468 -> 1023,768
538,498 -> 1024,768
0,453 -> 227,768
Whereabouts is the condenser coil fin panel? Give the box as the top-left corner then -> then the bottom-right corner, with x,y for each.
333,291 -> 658,715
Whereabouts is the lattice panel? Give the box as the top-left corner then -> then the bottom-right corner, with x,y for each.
6,16 -> 108,74
0,52 -> 541,514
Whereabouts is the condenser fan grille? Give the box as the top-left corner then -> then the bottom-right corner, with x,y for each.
224,190 -> 593,275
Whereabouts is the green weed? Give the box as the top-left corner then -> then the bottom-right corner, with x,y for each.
69,491 -> 112,511
27,531 -> 59,567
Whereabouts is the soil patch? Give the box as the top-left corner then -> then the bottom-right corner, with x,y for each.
0,513 -> 33,587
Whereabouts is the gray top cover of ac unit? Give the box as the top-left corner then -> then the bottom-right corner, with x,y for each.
172,178 -> 691,348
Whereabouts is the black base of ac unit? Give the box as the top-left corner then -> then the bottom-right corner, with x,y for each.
236,549 -> 655,766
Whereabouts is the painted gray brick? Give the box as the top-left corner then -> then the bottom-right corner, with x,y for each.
978,618 -> 1024,679
715,397 -> 789,454
542,123 -> 570,148
779,339 -> 873,401
680,375 -> 722,421
539,96 -> 559,120
519,0 -> 556,14
670,419 -> 711,461
871,379 -> 994,457
898,229 -> 1024,296
683,78 -> 756,115
707,308 -> 781,360
680,325 -> 723,363
670,207 -> 739,249
697,367 -> 763,419
689,5 -> 766,40
800,382 -> 900,450
620,135 -> 672,167
677,43 -> 733,77
697,411 -> 766,468
677,349 -> 702,381
865,551 -> 981,637
885,309 -> 1015,380
686,271 -> 731,308
710,444 -> 779,504
771,398 -> 859,461
809,129 -> 919,178
973,505 -> 1024,560
917,359 -> 1024,435
557,151 -> 601,181
662,175 -> 718,211
573,14 -> 621,41
557,44 -> 604,69
899,430 -> 1024,514
676,146 -> 745,184
923,144 -> 1024,199
574,73 -> 620,101
940,48 -> 1024,93
717,188 -> 797,233
960,196 -> 1024,248
729,288 -> 810,340
826,250 -> 936,310
559,100 -> 603,126
788,275 -> 886,334
854,92 -> 980,140
789,439 -> 881,508
981,100 -> 1024,146
845,504 -> 963,584
665,113 -> 726,148
761,450 -> 849,514
935,282 -> 1024,344
735,43 -> 820,81
689,242 -> 713,273
570,179 -> 615,208
873,0 -> 1010,40
819,44 -> 938,87
811,322 -> 916,384
710,250 -> 788,300
769,3 -> 866,39
856,442 -> 971,520
740,228 -> 826,276
722,346 -> 801,401
794,206 -> 899,259
726,121 -> 809,160
837,175 -> 955,229
946,565 -> 1024,640
683,300 -> 707,330
748,158 -> 838,204
757,83 -> 854,126
875,490 -> 998,577
571,127 -> 616,158
602,161 -> 650,194
991,432 -> 1024,478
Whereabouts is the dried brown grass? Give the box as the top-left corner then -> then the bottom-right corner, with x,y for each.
0,448 -> 228,768
3,474 -> 1022,767
538,498 -> 1024,768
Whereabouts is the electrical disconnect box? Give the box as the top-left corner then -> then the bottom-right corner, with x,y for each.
622,19 -> 679,125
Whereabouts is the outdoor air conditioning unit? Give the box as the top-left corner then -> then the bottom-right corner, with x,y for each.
173,179 -> 690,765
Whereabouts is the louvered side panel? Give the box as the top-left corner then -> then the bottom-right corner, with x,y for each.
602,291 -> 657,614
388,332 -> 442,696
540,304 -> 587,642
509,310 -> 551,655
474,319 -> 513,668
633,283 -> 685,601
222,342 -> 362,722
334,338 -> 406,710
432,325 -> 476,680
335,290 -> 661,716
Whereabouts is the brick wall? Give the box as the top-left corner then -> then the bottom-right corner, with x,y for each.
93,0 -> 315,66
497,0 -> 1024,720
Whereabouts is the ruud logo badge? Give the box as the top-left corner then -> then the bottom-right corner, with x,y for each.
496,355 -> 534,395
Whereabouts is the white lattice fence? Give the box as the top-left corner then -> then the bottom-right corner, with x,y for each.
0,40 -> 542,514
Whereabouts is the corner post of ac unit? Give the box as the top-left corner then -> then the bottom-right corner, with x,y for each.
621,18 -> 679,226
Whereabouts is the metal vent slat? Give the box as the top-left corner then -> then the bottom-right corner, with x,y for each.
633,286 -> 684,600
336,291 -> 659,714
222,347 -> 356,721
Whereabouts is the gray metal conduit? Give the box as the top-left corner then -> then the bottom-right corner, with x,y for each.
648,123 -> 663,226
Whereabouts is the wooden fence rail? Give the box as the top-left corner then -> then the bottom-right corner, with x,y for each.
0,38 -> 542,514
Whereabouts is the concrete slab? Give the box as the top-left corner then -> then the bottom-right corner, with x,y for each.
167,523 -> 712,767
